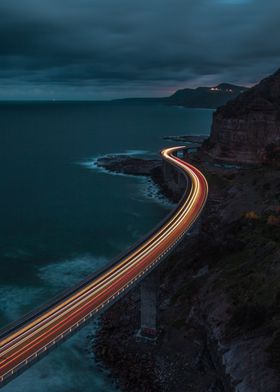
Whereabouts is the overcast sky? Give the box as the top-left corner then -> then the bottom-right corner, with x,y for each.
0,0 -> 280,99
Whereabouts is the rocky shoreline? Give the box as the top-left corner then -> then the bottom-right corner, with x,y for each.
96,154 -> 183,203
96,155 -> 161,176
92,150 -> 280,392
163,135 -> 207,144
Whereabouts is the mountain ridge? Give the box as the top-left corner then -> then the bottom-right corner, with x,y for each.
112,83 -> 248,109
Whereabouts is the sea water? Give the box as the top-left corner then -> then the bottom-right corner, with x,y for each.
0,102 -> 213,391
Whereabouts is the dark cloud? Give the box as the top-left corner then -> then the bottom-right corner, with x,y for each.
0,0 -> 280,99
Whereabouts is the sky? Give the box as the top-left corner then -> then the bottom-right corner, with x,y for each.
0,0 -> 280,100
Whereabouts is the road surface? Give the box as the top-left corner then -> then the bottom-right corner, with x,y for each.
0,146 -> 208,387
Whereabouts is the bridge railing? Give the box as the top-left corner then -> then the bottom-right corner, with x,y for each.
0,148 -> 190,342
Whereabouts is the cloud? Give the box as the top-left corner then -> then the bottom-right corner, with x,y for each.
0,0 -> 279,99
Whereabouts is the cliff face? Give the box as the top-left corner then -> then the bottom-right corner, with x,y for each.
93,157 -> 280,392
205,68 -> 280,164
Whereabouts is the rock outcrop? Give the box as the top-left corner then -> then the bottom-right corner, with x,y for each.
93,155 -> 280,391
96,155 -> 161,176
204,68 -> 280,164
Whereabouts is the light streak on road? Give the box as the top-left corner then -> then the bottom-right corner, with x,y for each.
0,146 -> 208,387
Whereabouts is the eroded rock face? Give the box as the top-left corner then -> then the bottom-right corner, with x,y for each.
205,68 -> 280,164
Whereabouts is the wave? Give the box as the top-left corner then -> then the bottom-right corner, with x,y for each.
38,254 -> 108,290
76,149 -> 150,178
0,255 -> 108,323
135,177 -> 175,209
77,150 -> 174,208
120,149 -> 150,156
1,253 -> 116,392
0,286 -> 45,323
3,323 -> 116,392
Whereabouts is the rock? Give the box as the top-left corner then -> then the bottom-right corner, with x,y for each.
163,135 -> 208,144
204,67 -> 280,164
91,152 -> 280,392
97,155 -> 161,176
192,265 -> 209,278
96,153 -> 183,203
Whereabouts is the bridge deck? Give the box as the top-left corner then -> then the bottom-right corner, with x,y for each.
0,146 -> 208,387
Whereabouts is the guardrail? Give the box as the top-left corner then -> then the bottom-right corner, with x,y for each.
0,146 -> 207,387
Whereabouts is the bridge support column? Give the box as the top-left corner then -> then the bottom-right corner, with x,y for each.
162,152 -> 187,195
137,269 -> 159,341
179,172 -> 187,190
163,160 -> 173,182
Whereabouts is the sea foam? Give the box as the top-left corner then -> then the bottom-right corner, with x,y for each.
1,253 -> 116,392
76,149 -> 149,178
77,150 -> 174,209
38,254 -> 108,290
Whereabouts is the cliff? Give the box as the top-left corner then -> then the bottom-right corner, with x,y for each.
93,154 -> 280,391
205,68 -> 280,164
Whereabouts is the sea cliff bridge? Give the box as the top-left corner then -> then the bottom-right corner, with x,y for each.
0,146 -> 208,388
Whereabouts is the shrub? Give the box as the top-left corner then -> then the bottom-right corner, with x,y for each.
267,215 -> 280,226
245,211 -> 259,220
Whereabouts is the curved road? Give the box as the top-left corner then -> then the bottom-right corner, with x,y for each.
0,146 -> 208,387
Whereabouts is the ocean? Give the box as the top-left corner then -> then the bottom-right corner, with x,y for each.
0,102 -> 213,391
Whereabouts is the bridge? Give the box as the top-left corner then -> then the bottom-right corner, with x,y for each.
0,146 -> 208,387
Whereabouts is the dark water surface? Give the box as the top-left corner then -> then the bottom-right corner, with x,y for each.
0,102 -> 212,391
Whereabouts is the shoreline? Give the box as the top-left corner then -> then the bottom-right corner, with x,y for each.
93,151 -> 227,391
95,153 -> 182,204
92,149 -> 280,392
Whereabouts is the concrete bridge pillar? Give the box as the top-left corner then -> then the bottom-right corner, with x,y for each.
162,149 -> 188,195
137,269 -> 159,341
163,160 -> 173,182
179,172 -> 186,189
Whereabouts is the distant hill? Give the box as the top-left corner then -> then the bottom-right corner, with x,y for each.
166,83 -> 248,108
112,83 -> 248,109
